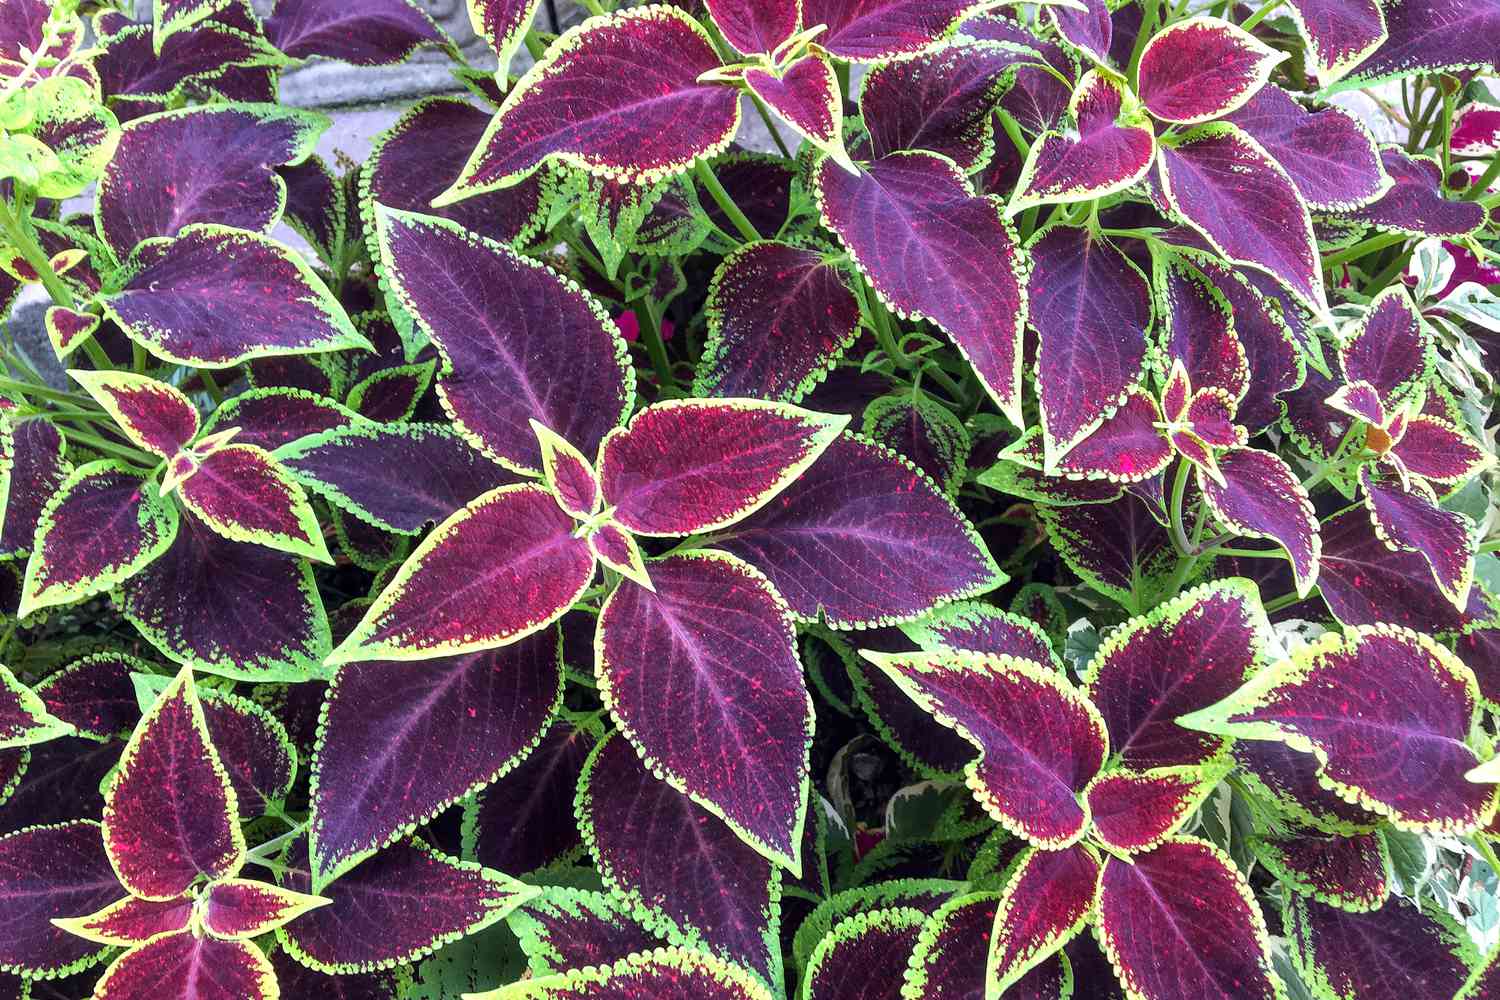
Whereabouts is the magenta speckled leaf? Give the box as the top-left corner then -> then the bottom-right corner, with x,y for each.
578,734 -> 782,981
43,307 -> 97,360
534,421 -> 599,519
1036,492 -> 1176,609
597,552 -> 810,870
309,628 -> 560,889
1392,416 -> 1490,483
1360,467 -> 1474,606
1182,625 -> 1496,833
802,906 -> 924,1000
802,0 -> 993,60
102,667 -> 243,900
1158,124 -> 1324,310
861,43 -> 1027,169
1288,897 -> 1475,1000
987,845 -> 1100,992
1097,838 -> 1281,1000
1087,767 -> 1216,854
1083,579 -> 1267,769
373,207 -> 631,473
509,887 -> 662,978
746,55 -> 845,161
94,930 -> 275,1000
1137,17 -> 1284,124
1029,225 -> 1151,464
202,388 -> 359,453
176,444 -> 329,563
1234,736 -> 1382,834
903,892 -> 999,998
96,105 -> 325,257
116,512 -> 331,683
264,0 -> 447,65
53,894 -> 192,947
1050,0 -> 1111,61
470,724 -> 593,875
695,241 -> 861,402
1333,0 -> 1500,90
440,7 -> 739,197
19,460 -> 178,618
101,225 -> 367,369
815,150 -> 1027,423
278,838 -> 533,972
864,648 -> 1106,847
1314,511 -> 1478,633
1053,387 -> 1172,483
1156,254 -> 1248,402
69,370 -> 197,458
1224,84 -> 1386,210
1283,0 -> 1387,85
328,484 -> 594,664
196,692 -> 295,819
1200,447 -> 1320,596
469,0 -> 541,77
1453,102 -> 1500,154
1251,829 -> 1389,911
1341,285 -> 1430,407
483,947 -> 774,1000
277,422 -> 512,534
0,421 -> 68,559
599,400 -> 845,536
365,98 -> 549,250
35,653 -> 142,742
900,601 -> 1058,666
707,0 -> 799,53
200,878 -> 329,939
715,433 -> 1001,628
1010,71 -> 1157,213
1351,149 -> 1487,237
0,820 -> 119,976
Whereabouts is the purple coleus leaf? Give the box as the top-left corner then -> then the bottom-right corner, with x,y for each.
1083,578 -> 1269,769
1199,447 -> 1321,596
0,820 -> 120,977
1027,224 -> 1151,465
470,724 -> 593,876
746,54 -> 850,166
174,444 -> 330,563
1316,506 -> 1473,634
347,361 -> 434,423
92,932 -> 275,1000
1154,252 -> 1249,403
18,460 -> 178,618
94,16 -> 263,105
34,653 -> 144,742
1223,84 -> 1388,210
577,733 -> 783,982
115,512 -> 332,683
202,387 -> 360,453
1282,0 -> 1387,86
1097,837 -> 1283,1000
509,886 -> 663,978
0,664 -> 68,750
100,225 -> 368,369
597,552 -> 811,871
1360,467 -> 1475,607
1087,765 -> 1222,854
268,950 -> 402,1000
862,392 -> 971,495
195,691 -> 295,820
151,0 -> 232,47
327,484 -> 594,664
1137,17 -> 1284,124
1049,0 -> 1111,62
95,105 -> 326,258
279,156 -> 346,269
1331,0 -> 1500,91
1181,624 -> 1499,833
277,838 -> 534,972
199,878 -> 330,939
438,6 -> 740,199
533,421 -> 599,520
801,0 -> 996,61
801,906 -> 925,1000
308,627 -> 561,889
900,600 -> 1060,667
1287,896 -> 1477,1000
1050,386 -> 1173,483
1250,829 -> 1390,911
707,0 -> 799,54
598,399 -> 846,536
43,306 -> 99,361
815,150 -> 1028,424
1235,737 -> 1383,834
264,0 -> 449,65
863,648 -> 1107,847
906,892 -> 1038,999
276,422 -> 513,535
372,206 -> 632,473
845,634 -> 977,778
1341,284 -> 1430,408
469,0 -> 542,78
715,433 -> 1002,627
69,369 -> 198,458
51,894 -> 192,948
1350,148 -> 1488,237
1035,491 -> 1177,610
1158,124 -> 1325,310
472,947 -> 775,1000
0,419 -> 68,560
1389,415 -> 1491,484
102,666 -> 243,900
986,845 -> 1100,992
1009,70 -> 1157,213
695,240 -> 861,402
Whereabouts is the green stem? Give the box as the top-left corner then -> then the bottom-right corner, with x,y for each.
0,376 -> 93,408
919,362 -> 966,403
1264,589 -> 1311,614
1239,0 -> 1284,29
577,0 -> 605,15
198,370 -> 224,407
748,94 -> 795,160
695,160 -> 761,242
523,29 -> 547,60
640,297 -> 674,391
1208,546 -> 1287,559
132,341 -> 148,374
1364,247 -> 1413,290
58,425 -> 157,467
1128,0 -> 1161,81
867,291 -> 913,369
0,197 -> 76,311
1168,457 -> 1194,557
1319,232 -> 1408,270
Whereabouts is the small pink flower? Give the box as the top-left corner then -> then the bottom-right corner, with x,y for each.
613,311 -> 675,344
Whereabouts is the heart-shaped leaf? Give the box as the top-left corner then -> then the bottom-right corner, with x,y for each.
92,929 -> 276,1000
577,733 -> 783,982
508,886 -> 663,979
43,307 -> 99,361
598,399 -> 846,536
1287,896 -> 1476,1000
746,54 -> 847,164
1096,838 -> 1282,1000
1137,17 -> 1284,124
1350,148 -> 1487,237
199,878 -> 329,939
176,444 -> 330,563
1360,467 -> 1474,607
1200,447 -> 1320,596
69,370 -> 198,458
308,627 -> 561,889
1282,0 -> 1387,85
0,820 -> 119,977
473,947 -> 774,1000
100,225 -> 367,369
372,206 -> 632,473
716,433 -> 1002,627
1181,624 -> 1498,833
51,894 -> 192,947
263,0 -> 448,65
863,648 -> 1107,847
1223,84 -> 1387,210
328,484 -> 595,664
986,844 -> 1100,992
1250,829 -> 1389,911
34,653 -> 143,742
439,6 -> 740,198
815,150 -> 1028,424
597,552 -> 811,870
695,241 -> 861,403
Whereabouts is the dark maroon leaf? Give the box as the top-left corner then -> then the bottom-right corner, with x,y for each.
1334,0 -> 1500,90
198,691 -> 295,819
96,18 -> 263,104
803,0 -> 997,61
901,892 -> 998,998
470,724 -> 593,875
269,947 -> 403,1000
509,886 -> 664,978
1200,448 -> 1320,596
987,845 -> 1100,991
1316,507 -> 1470,632
0,738 -> 122,835
1288,897 -> 1475,1000
1342,284 -> 1429,407
0,419 -> 67,558
1283,0 -> 1387,86
707,0 -> 798,54
1235,738 -> 1381,833
0,820 -> 119,977
280,156 -> 346,267
1051,387 -> 1172,483
264,0 -> 448,65
202,388 -> 359,453
1050,0 -> 1111,61
803,906 -> 924,1000
746,55 -> 846,163
1136,16 -> 1284,123
34,653 -> 142,741
862,392 -> 970,495
1036,492 -> 1176,610
1350,148 -> 1487,237
1360,467 -> 1474,606
1223,84 -> 1386,210
1251,829 -> 1389,911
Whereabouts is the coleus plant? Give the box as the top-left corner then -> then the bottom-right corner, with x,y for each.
0,0 -> 1496,996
